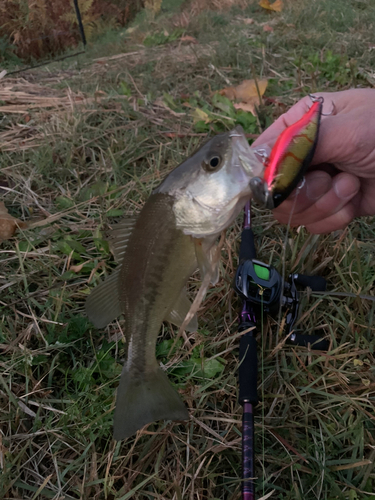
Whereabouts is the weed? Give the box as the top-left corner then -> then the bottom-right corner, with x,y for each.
1,0 -> 375,499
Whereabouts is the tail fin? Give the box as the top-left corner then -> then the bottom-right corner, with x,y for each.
113,367 -> 189,440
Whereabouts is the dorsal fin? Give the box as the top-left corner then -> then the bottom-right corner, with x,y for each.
86,217 -> 137,328
105,217 -> 137,263
85,268 -> 122,328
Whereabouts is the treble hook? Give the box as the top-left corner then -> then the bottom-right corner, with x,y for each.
297,177 -> 306,190
254,148 -> 270,165
309,93 -> 335,116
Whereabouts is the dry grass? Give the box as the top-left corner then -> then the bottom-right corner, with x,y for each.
1,0 -> 375,499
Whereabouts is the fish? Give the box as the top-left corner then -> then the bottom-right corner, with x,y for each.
85,125 -> 263,440
250,96 -> 323,209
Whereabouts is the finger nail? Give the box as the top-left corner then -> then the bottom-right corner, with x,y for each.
333,175 -> 360,200
306,173 -> 331,200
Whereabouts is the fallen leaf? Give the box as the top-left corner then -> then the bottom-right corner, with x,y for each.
69,263 -> 85,273
218,78 -> 268,103
259,0 -> 283,12
243,18 -> 254,24
180,35 -> 198,44
69,260 -> 92,273
234,101 -> 257,116
94,90 -> 107,99
263,24 -> 274,32
192,108 -> 211,124
0,202 -> 28,243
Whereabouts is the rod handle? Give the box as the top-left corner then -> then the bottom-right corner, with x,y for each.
239,228 -> 257,262
239,331 -> 258,406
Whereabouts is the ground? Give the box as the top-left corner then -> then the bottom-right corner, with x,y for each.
1,0 -> 375,499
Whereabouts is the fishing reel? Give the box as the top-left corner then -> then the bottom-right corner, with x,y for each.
233,227 -> 329,350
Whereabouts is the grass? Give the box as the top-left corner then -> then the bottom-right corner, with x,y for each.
1,0 -> 375,498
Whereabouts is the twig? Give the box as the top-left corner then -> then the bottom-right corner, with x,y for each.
209,63 -> 232,85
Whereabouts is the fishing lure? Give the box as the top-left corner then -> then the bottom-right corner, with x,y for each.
250,95 -> 324,209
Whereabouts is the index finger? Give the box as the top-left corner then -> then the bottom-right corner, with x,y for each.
252,93 -> 335,150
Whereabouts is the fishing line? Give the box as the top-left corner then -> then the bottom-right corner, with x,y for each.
260,292 -> 266,498
274,184 -> 301,378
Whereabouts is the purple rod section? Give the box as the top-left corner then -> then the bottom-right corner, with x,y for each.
242,402 -> 255,499
243,201 -> 251,230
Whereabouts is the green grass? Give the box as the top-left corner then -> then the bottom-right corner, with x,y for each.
1,0 -> 375,498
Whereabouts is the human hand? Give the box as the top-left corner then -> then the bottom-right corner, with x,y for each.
252,89 -> 375,233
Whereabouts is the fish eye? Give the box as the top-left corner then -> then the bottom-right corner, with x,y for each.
202,155 -> 222,172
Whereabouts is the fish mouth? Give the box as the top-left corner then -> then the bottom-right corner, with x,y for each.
229,126 -> 263,178
191,189 -> 243,214
229,124 -> 246,137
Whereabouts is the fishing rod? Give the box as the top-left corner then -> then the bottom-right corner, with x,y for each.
234,95 -> 330,498
234,200 -> 329,498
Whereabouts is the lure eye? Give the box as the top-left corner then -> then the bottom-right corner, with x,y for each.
202,155 -> 222,172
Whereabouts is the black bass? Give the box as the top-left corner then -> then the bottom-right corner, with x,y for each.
85,125 -> 263,440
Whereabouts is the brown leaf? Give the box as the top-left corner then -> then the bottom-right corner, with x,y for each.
0,202 -> 28,243
69,263 -> 85,273
69,260 -> 94,273
259,0 -> 283,11
180,35 -> 198,44
219,78 -> 268,103
243,18 -> 254,24
263,24 -> 274,32
233,101 -> 257,116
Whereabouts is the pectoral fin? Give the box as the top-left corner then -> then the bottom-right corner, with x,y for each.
85,268 -> 121,328
165,289 -> 198,332
194,238 -> 220,286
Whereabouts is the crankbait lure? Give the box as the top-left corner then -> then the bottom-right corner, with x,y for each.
250,95 -> 324,209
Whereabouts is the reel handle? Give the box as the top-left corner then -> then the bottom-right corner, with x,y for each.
291,273 -> 327,292
286,332 -> 330,351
